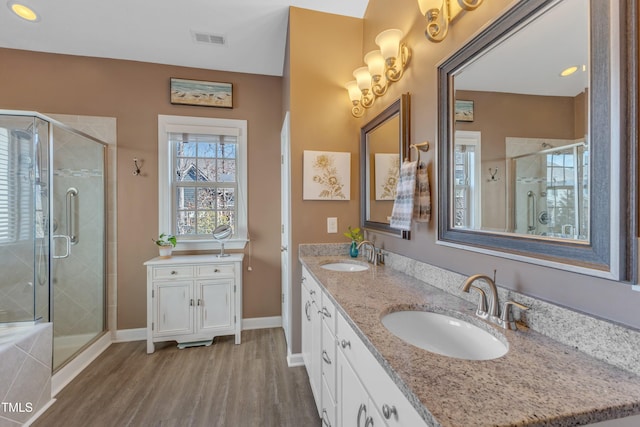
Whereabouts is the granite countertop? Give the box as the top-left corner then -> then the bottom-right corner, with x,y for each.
300,255 -> 640,427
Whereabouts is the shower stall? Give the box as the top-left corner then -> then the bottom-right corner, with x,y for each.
511,141 -> 589,240
0,111 -> 107,371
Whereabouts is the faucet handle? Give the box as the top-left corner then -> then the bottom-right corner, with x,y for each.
468,285 -> 488,319
499,300 -> 529,330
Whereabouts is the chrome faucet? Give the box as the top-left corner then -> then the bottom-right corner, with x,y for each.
461,271 -> 529,330
357,240 -> 383,265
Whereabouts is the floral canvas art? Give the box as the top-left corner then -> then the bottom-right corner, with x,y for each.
375,153 -> 399,200
303,151 -> 350,200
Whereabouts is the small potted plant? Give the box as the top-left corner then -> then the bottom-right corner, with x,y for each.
343,226 -> 364,258
153,233 -> 177,258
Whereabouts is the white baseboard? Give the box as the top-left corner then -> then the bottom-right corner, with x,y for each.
113,327 -> 146,342
242,316 -> 282,330
287,352 -> 304,367
52,332 -> 111,396
114,317 -> 282,343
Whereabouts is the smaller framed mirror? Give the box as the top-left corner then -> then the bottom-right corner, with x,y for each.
360,93 -> 410,239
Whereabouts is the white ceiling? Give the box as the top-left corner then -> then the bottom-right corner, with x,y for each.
455,0 -> 589,97
0,0 -> 369,76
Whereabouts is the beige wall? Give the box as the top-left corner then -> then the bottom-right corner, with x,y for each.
357,0 -> 640,329
287,8 -> 363,352
0,48 -> 283,329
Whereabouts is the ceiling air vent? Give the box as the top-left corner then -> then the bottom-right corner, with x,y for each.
191,31 -> 226,46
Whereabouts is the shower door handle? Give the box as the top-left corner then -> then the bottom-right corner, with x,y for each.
66,188 -> 79,245
52,235 -> 71,259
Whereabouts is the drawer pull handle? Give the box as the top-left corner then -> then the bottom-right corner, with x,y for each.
305,301 -> 311,321
321,409 -> 332,427
310,289 -> 316,296
171,270 -> 177,275
321,350 -> 332,365
365,416 -> 374,427
341,339 -> 351,349
322,307 -> 332,318
382,404 -> 397,420
357,404 -> 367,427
214,268 -> 220,273
189,299 -> 195,306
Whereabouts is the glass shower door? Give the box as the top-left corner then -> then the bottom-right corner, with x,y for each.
51,124 -> 106,370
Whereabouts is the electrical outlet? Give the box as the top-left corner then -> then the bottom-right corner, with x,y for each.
327,217 -> 338,233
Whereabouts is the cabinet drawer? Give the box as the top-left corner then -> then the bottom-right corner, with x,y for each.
320,293 -> 336,335
321,378 -> 337,427
153,266 -> 194,280
321,320 -> 337,401
196,264 -> 235,277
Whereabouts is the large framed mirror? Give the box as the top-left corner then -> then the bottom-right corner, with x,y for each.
361,93 -> 411,239
437,0 -> 637,281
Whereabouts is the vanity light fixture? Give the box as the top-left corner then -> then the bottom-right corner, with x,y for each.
346,29 -> 411,118
8,1 -> 39,22
417,0 -> 483,43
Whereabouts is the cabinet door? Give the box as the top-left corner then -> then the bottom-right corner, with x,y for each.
337,348 -> 370,427
197,278 -> 233,332
302,281 -> 312,374
155,281 -> 193,336
310,299 -> 323,416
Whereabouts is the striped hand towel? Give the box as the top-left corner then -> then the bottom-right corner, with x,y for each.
390,160 -> 417,231
414,161 -> 431,223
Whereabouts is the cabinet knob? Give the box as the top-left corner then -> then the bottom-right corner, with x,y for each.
170,270 -> 177,275
214,268 -> 220,273
341,339 -> 351,349
382,404 -> 397,420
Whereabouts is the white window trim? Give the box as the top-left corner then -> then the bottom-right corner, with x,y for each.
158,115 -> 248,251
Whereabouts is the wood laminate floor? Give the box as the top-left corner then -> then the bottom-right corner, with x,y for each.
34,328 -> 320,427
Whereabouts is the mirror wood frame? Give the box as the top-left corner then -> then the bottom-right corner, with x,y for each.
361,93 -> 411,239
436,0 -> 638,282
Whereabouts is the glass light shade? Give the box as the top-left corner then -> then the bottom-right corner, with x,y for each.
417,0 -> 441,16
364,50 -> 386,78
9,2 -> 39,21
353,67 -> 372,92
345,81 -> 361,102
376,29 -> 404,61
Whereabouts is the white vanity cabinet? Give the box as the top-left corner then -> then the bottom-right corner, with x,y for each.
300,265 -> 426,427
301,267 -> 322,415
336,310 -> 427,427
145,254 -> 243,354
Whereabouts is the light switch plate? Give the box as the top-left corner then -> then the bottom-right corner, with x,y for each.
327,217 -> 338,233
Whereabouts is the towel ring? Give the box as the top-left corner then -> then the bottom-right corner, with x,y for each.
406,141 -> 430,162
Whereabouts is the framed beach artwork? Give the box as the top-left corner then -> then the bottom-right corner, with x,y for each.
455,99 -> 474,122
170,78 -> 233,108
303,151 -> 350,200
374,153 -> 399,200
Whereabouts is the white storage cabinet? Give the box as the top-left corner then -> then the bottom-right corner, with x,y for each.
145,254 -> 243,354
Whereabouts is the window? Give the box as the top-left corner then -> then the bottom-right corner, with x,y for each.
0,127 -> 33,244
453,131 -> 482,229
158,115 -> 247,251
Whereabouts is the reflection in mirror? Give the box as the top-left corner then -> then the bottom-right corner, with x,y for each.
361,94 -> 410,239
452,0 -> 589,242
437,0 -> 637,280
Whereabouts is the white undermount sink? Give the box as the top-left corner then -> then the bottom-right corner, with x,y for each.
381,310 -> 508,360
320,262 -> 369,272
